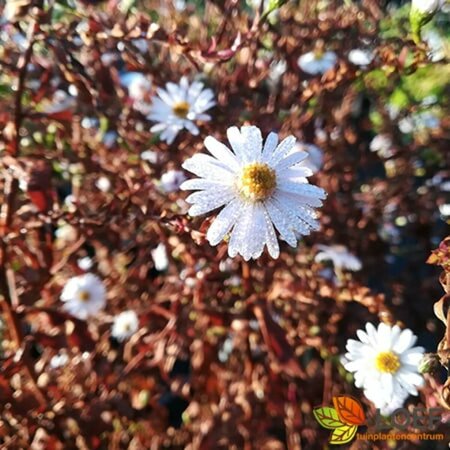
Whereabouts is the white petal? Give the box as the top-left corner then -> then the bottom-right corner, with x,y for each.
393,329 -> 417,354
277,180 -> 326,200
186,189 -> 235,216
273,151 -> 309,172
241,126 -> 263,160
206,199 -> 242,245
262,207 -> 280,259
265,200 -> 297,247
182,154 -> 236,179
261,132 -> 279,161
268,136 -> 297,166
227,126 -> 249,163
204,136 -> 240,171
180,178 -> 231,191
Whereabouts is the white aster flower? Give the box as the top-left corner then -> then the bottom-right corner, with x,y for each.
77,256 -> 93,271
60,273 -> 106,320
111,310 -> 139,342
297,50 -> 337,75
348,49 -> 374,67
344,323 -> 425,412
159,169 -> 187,193
148,77 -> 215,145
151,243 -> 169,271
315,245 -> 362,271
370,134 -> 394,158
95,176 -> 111,192
50,352 -> 69,369
411,0 -> 442,15
140,149 -> 159,164
181,126 -> 327,260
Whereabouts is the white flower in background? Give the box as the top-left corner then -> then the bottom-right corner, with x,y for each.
140,150 -> 159,164
42,90 -> 76,114
148,77 -> 215,145
60,273 -> 106,320
111,310 -> 139,342
297,50 -> 337,75
344,323 -> 425,413
399,111 -> 440,134
348,49 -> 374,66
128,74 -> 152,101
410,0 -> 444,43
267,59 -> 287,90
423,29 -> 447,62
95,176 -> 111,193
181,126 -> 326,260
50,352 -> 69,369
151,243 -> 169,271
370,134 -> 394,158
439,203 -> 450,218
120,72 -> 152,114
411,0 -> 442,15
77,256 -> 93,271
159,169 -> 187,193
315,245 -> 362,271
55,223 -> 77,242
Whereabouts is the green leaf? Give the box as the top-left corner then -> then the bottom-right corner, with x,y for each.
329,424 -> 358,445
313,407 -> 344,430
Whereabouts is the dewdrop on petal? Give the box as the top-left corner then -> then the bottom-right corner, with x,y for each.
181,125 -> 327,260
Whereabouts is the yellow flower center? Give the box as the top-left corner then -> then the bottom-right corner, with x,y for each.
314,49 -> 325,60
172,101 -> 190,119
79,290 -> 91,302
375,351 -> 400,374
237,162 -> 277,202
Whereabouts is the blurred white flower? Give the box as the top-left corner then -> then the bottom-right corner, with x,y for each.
399,111 -> 440,134
148,77 -> 215,144
140,150 -> 159,164
348,49 -> 374,66
42,90 -> 76,114
151,243 -> 169,271
344,323 -> 425,413
55,223 -> 77,242
50,352 -> 69,369
370,134 -> 394,158
423,29 -> 446,62
111,310 -> 139,342
439,203 -> 450,218
411,0 -> 442,14
60,274 -> 106,320
77,256 -> 94,271
95,176 -> 111,192
181,126 -> 326,260
268,59 -> 287,89
315,245 -> 362,271
128,75 -> 152,101
159,169 -> 187,193
297,51 -> 337,75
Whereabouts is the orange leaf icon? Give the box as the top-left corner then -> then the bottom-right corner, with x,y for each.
332,396 -> 365,426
